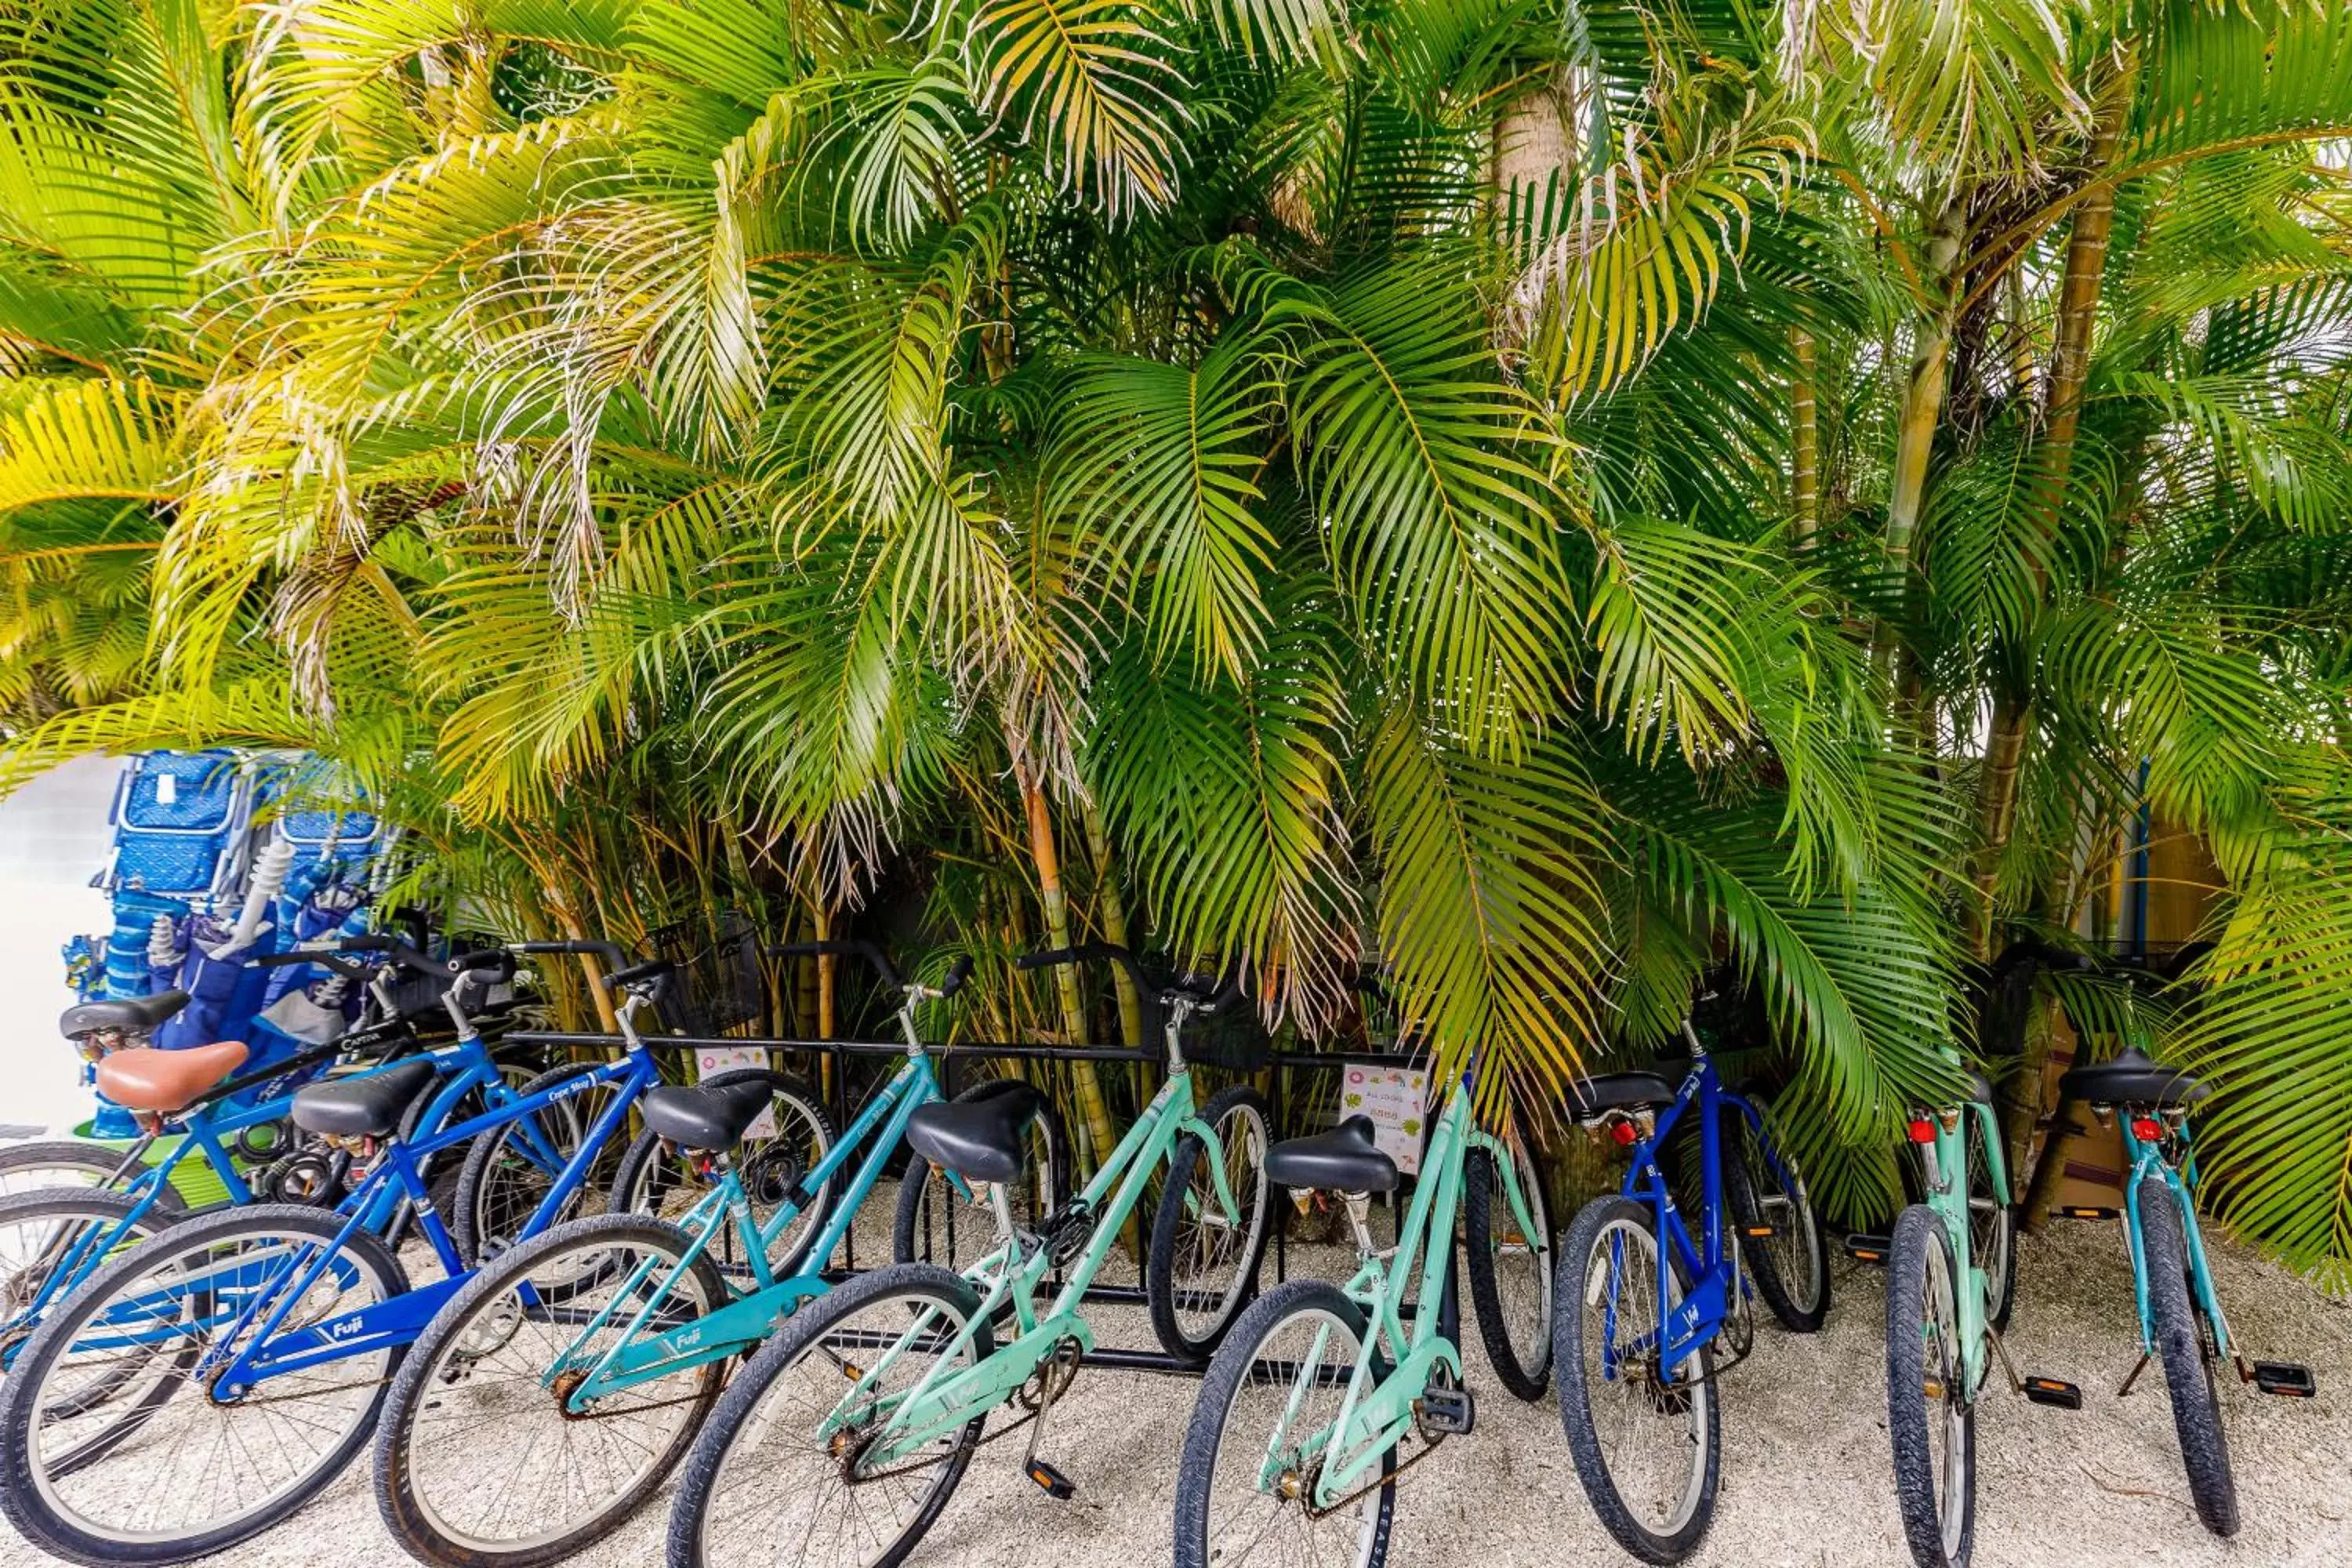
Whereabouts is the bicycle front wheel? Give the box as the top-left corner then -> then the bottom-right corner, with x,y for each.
2138,1173 -> 2237,1537
0,1203 -> 406,1566
376,1213 -> 731,1568
666,1263 -> 992,1568
0,1190 -> 178,1382
1174,1278 -> 1395,1568
1554,1195 -> 1718,1564
1464,1138 -> 1554,1399
1886,1203 -> 1974,1568
1149,1084 -> 1272,1364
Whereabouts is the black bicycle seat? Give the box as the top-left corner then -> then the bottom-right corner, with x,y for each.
1566,1070 -> 1679,1118
1267,1116 -> 1399,1194
2060,1046 -> 2208,1109
641,1079 -> 775,1152
905,1085 -> 1044,1183
60,989 -> 190,1038
292,1059 -> 439,1139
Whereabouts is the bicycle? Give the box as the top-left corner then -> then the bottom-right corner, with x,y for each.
0,949 -> 688,1565
2045,1042 -> 2314,1541
1171,1051 -> 1553,1568
0,938 -> 548,1381
371,941 -> 1044,1568
1552,1014 -> 1831,1564
662,943 -> 1274,1568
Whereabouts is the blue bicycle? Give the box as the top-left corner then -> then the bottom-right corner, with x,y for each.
1553,1014 -> 1830,1563
0,938 -> 548,1381
0,949 -> 681,1566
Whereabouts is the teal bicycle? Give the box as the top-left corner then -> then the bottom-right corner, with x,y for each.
1173,1057 -> 1555,1568
371,941 -> 1014,1567
663,944 -> 1274,1568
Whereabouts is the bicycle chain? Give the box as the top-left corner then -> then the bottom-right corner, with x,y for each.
1301,1432 -> 1447,1519
838,1340 -> 1080,1486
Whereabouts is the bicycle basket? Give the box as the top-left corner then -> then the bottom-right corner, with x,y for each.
648,909 -> 765,1036
1183,1004 -> 1272,1072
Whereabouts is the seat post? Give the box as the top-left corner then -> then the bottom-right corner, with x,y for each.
1679,1016 -> 1708,1059
1342,1192 -> 1377,1258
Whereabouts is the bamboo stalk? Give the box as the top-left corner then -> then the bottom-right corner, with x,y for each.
1014,749 -> 1118,1181
1791,327 -> 1819,545
1078,793 -> 1145,1049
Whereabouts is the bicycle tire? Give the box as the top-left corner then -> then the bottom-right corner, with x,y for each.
1463,1141 -> 1554,1399
0,1189 -> 179,1390
1886,1203 -> 1974,1568
2138,1173 -> 2238,1536
1720,1105 -> 1829,1332
376,1212 -> 729,1568
0,1142 -> 178,1205
0,1202 -> 408,1566
891,1078 -> 1069,1271
666,1262 -> 993,1568
1148,1084 -> 1272,1365
1554,1193 -> 1719,1563
1174,1277 -> 1396,1568
451,1063 -> 608,1264
1964,1106 -> 2015,1334
609,1069 -> 839,1281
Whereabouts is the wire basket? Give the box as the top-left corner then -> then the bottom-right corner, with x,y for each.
1181,1000 -> 1272,1072
648,909 -> 765,1036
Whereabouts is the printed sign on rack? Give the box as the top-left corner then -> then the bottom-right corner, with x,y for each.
694,1045 -> 777,1140
1340,1064 -> 1431,1177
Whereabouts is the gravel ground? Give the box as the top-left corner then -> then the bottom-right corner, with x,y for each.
2,1185 -> 2345,1568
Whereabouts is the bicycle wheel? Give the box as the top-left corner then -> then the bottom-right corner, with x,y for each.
610,1070 -> 839,1283
2138,1173 -> 2238,1536
377,1213 -> 731,1567
1148,1084 -> 1272,1364
1174,1277 -> 1395,1568
0,1142 -> 167,1202
666,1263 -> 992,1568
1963,1107 -> 2015,1333
892,1079 -> 1069,1273
451,1065 -> 614,1265
1721,1105 -> 1829,1331
1886,1203 -> 1973,1568
1554,1195 -> 1718,1564
0,1191 -> 177,1376
0,1203 -> 406,1566
1463,1139 -> 1554,1399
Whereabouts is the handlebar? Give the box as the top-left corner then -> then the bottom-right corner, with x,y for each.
1018,943 -> 1244,1017
768,940 -> 901,989
510,939 -> 630,973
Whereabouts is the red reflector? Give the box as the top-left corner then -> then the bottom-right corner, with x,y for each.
1906,1119 -> 1936,1144
1610,1120 -> 1638,1146
2129,1117 -> 2162,1142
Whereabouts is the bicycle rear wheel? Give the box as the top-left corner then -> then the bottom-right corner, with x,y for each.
1464,1138 -> 1554,1399
0,1203 -> 406,1566
666,1263 -> 992,1568
1174,1277 -> 1395,1568
452,1065 -> 617,1265
1722,1104 -> 1829,1331
611,1070 -> 838,1283
2138,1174 -> 2237,1537
1554,1195 -> 1717,1563
0,1142 -> 165,1201
893,1078 -> 1069,1274
1964,1106 -> 2015,1333
1886,1203 -> 1973,1568
1148,1084 -> 1272,1364
376,1213 -> 730,1567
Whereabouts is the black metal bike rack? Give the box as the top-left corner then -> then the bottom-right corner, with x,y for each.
506,1029 -> 1457,1380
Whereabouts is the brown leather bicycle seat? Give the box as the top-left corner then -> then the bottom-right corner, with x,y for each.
96,1042 -> 250,1114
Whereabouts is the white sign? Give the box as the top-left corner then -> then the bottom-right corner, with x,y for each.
1339,1064 -> 1431,1177
694,1046 -> 777,1141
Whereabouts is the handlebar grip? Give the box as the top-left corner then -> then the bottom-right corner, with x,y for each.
334,934 -> 392,953
1199,965 -> 1247,1015
448,949 -> 516,983
603,958 -> 674,991
767,941 -> 901,989
509,939 -> 630,969
250,951 -> 318,969
938,955 -> 975,999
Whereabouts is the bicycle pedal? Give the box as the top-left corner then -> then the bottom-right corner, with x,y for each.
2051,1205 -> 2120,1221
2022,1375 -> 2082,1410
1416,1382 -> 1475,1436
1025,1459 -> 1077,1500
1040,1199 -> 1097,1269
1842,1233 -> 1890,1265
2252,1361 -> 2316,1399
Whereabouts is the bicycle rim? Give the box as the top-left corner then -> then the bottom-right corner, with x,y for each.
1162,1094 -> 1269,1346
1569,1214 -> 1709,1537
1739,1122 -> 1824,1315
1479,1142 -> 1554,1378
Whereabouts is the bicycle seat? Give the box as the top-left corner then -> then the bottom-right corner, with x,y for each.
1566,1070 -> 1679,1117
60,989 -> 190,1039
291,1058 -> 438,1138
905,1084 -> 1044,1183
641,1080 -> 774,1152
1266,1116 -> 1399,1194
2060,1046 -> 2208,1109
95,1042 -> 249,1114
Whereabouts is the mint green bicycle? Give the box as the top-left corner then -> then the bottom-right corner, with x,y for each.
662,945 -> 1273,1568
1171,1059 -> 1554,1568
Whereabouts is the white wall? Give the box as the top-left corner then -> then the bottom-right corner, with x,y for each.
0,755 -> 126,1134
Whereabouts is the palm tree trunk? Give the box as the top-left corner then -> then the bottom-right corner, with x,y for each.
1014,750 -> 1118,1178
1882,201 -> 1966,575
1791,328 -> 1819,545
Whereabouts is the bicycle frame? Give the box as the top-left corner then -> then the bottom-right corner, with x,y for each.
2119,1114 -> 2230,1362
828,1052 -> 1244,1468
547,1037 -> 955,1404
1914,1058 -> 2011,1401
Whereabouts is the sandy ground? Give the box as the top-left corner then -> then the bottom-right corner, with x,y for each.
1,1181 -> 2343,1568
